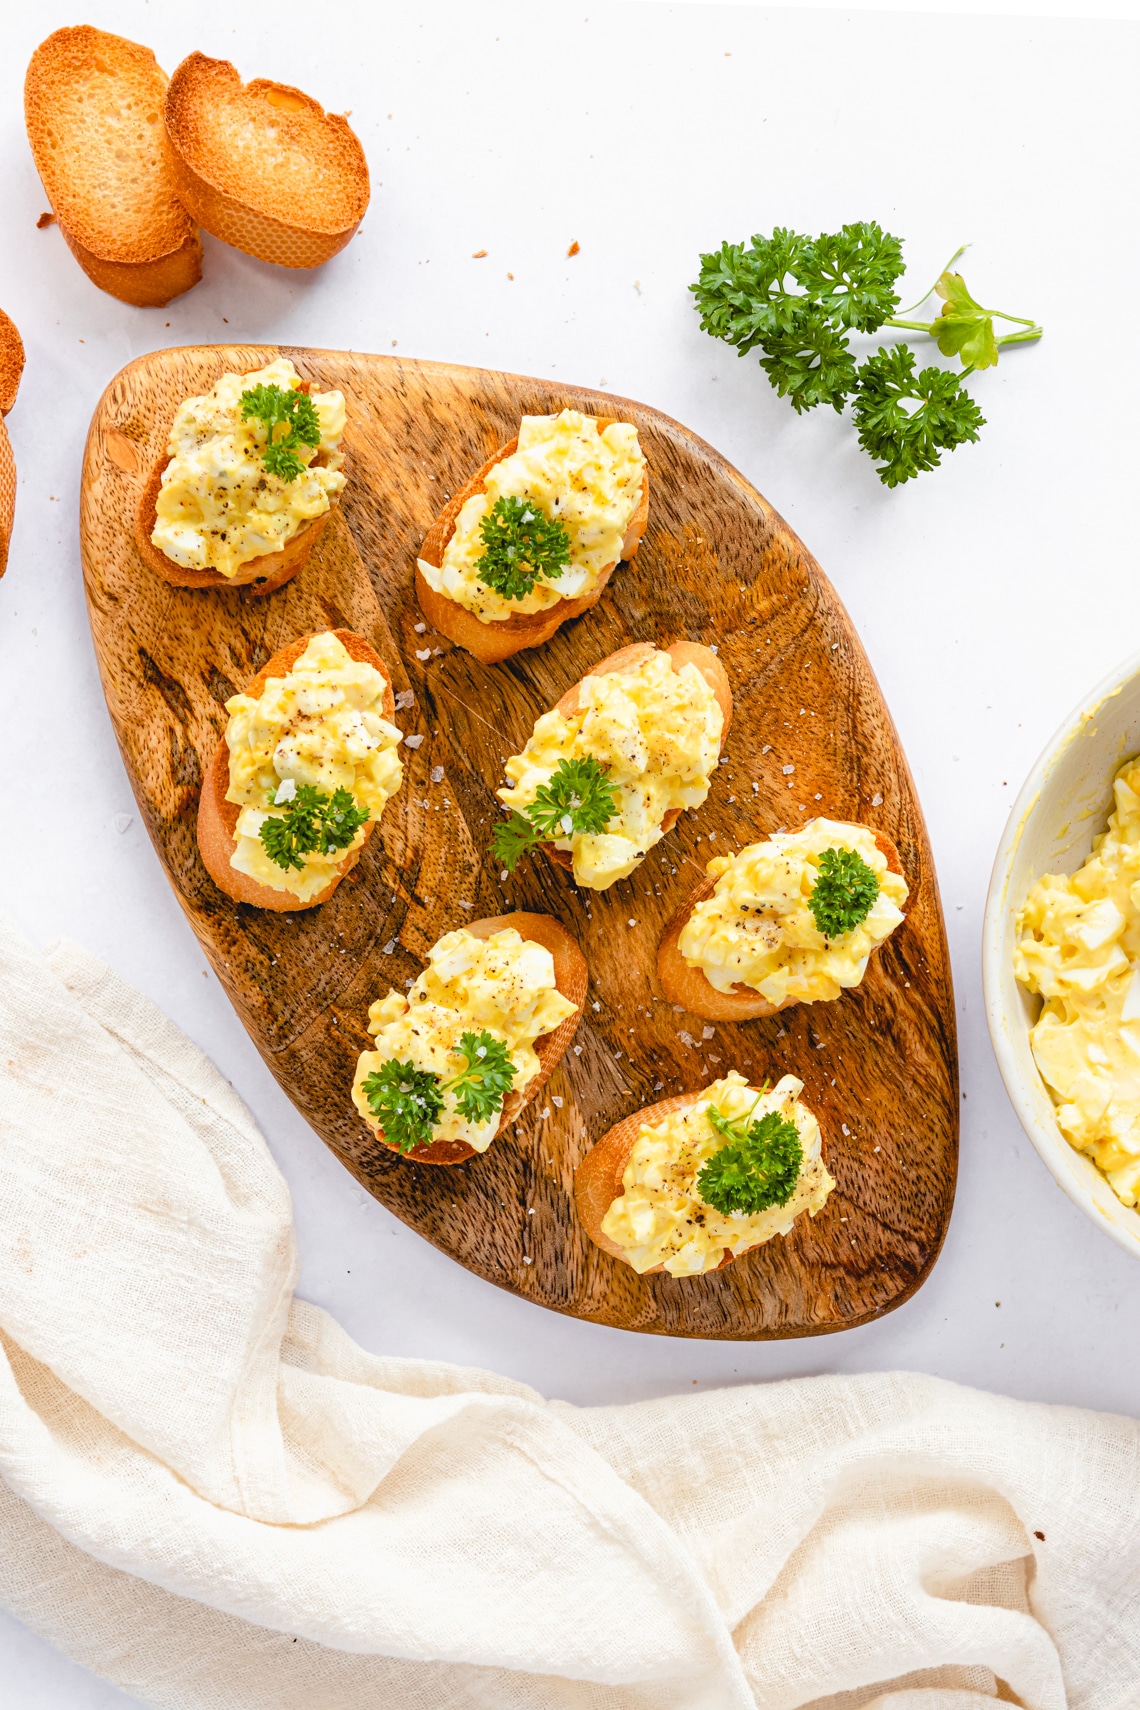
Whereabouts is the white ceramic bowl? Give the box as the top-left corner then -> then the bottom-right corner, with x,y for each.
983,650 -> 1140,1260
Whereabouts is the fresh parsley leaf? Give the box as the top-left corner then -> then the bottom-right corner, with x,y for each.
240,383 -> 322,484
258,784 -> 369,872
808,845 -> 880,939
756,312 -> 858,414
793,221 -> 904,332
491,755 -> 618,872
447,1030 -> 516,1125
852,345 -> 985,487
691,227 -> 813,351
930,270 -> 1000,369
363,1059 -> 445,1153
363,1032 -> 516,1152
477,496 -> 571,601
697,1102 -> 804,1217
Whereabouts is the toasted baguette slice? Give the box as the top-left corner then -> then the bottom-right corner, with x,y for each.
25,28 -> 201,308
197,630 -> 394,911
136,453 -> 333,594
0,310 -> 24,417
658,831 -> 907,1020
0,310 -> 22,579
415,422 -> 650,664
371,912 -> 588,1167
526,640 -> 732,877
164,54 -> 369,269
575,1091 -> 756,1273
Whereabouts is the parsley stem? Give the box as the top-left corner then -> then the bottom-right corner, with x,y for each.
994,325 -> 1044,344
884,317 -> 942,333
894,244 -> 969,316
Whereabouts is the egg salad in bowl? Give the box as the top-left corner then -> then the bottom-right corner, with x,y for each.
221,631 -> 403,904
151,357 -> 346,580
495,643 -> 727,890
418,409 -> 646,625
666,819 -> 909,1015
1014,758 -> 1140,1207
352,921 -> 583,1162
576,1071 -> 833,1277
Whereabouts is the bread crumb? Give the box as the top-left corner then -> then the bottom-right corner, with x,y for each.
472,249 -> 488,258
36,210 -> 55,228
567,240 -> 580,256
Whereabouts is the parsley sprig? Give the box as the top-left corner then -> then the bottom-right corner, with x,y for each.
691,225 -> 1041,485
477,496 -> 572,601
240,383 -> 322,483
492,755 -> 619,873
697,1097 -> 804,1217
808,846 -> 880,940
259,784 -> 369,872
362,1030 -> 517,1152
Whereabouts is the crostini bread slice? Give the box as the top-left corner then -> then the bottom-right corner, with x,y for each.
415,421 -> 650,664
374,911 -> 589,1167
164,54 -> 369,269
0,310 -> 22,580
657,830 -> 907,1020
25,28 -> 202,308
575,1091 -> 751,1272
197,630 -> 394,911
534,640 -> 732,875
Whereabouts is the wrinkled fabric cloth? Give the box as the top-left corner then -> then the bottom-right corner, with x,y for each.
0,914 -> 1136,1710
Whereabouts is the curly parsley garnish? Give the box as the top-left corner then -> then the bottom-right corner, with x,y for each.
362,1030 -> 517,1152
239,383 -> 322,484
691,225 -> 1041,485
476,495 -> 572,601
808,846 -> 880,940
492,755 -> 619,872
258,783 -> 369,873
697,1099 -> 804,1217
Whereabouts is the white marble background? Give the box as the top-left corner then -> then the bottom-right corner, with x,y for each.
2,0 -> 1139,1699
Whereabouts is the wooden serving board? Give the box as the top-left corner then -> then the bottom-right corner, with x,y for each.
80,346 -> 958,1339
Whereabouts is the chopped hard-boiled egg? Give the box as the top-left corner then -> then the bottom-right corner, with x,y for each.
678,819 -> 908,1005
418,408 -> 645,622
1015,757 -> 1140,1206
224,632 -> 403,902
499,648 -> 722,890
601,1072 -> 833,1276
352,927 -> 578,1152
152,357 -> 346,579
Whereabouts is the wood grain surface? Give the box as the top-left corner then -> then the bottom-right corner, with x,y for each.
79,345 -> 958,1339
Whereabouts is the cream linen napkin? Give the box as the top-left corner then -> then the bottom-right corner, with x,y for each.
0,913 -> 1136,1710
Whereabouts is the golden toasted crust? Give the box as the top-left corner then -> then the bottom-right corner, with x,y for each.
575,1091 -> 741,1273
415,421 -> 650,664
375,912 -> 589,1167
540,640 -> 733,874
196,630 -> 395,912
0,417 -> 14,580
0,311 -> 25,417
657,830 -> 908,1020
25,27 -> 201,307
164,54 -> 369,269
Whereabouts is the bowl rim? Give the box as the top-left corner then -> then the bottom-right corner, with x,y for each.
982,645 -> 1140,1260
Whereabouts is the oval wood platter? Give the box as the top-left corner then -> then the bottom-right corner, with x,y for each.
79,345 -> 957,1339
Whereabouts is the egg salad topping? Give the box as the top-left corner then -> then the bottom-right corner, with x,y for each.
224,632 -> 403,902
601,1072 -> 833,1277
498,649 -> 722,890
678,819 -> 908,1005
352,928 -> 578,1152
1014,758 -> 1140,1207
151,358 -> 346,579
418,409 -> 645,623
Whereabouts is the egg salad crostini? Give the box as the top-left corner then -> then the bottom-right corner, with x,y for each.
492,641 -> 732,891
137,357 -> 346,593
197,630 -> 404,912
1014,757 -> 1140,1208
658,819 -> 909,1020
352,912 -> 587,1164
415,408 -> 649,664
575,1070 -> 833,1276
